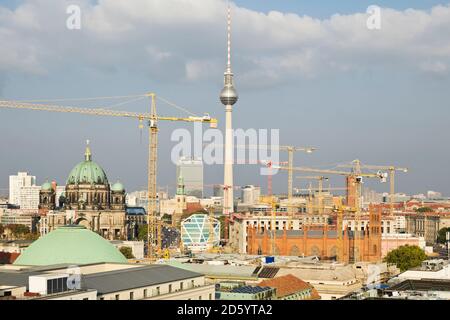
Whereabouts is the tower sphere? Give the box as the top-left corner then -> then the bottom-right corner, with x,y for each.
220,85 -> 238,106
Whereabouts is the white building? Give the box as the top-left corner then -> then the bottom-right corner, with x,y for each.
0,263 -> 215,300
241,185 -> 261,205
18,186 -> 40,210
8,172 -> 36,206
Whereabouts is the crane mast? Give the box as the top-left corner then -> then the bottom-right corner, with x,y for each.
0,94 -> 218,260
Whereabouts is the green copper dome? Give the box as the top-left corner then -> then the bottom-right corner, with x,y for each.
41,181 -> 52,191
14,225 -> 127,266
111,181 -> 125,192
66,143 -> 109,186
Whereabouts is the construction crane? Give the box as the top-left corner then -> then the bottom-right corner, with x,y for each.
203,143 -> 315,218
275,162 -> 386,211
214,143 -> 316,214
273,162 -> 387,263
296,176 -> 329,214
206,205 -> 222,253
0,94 -> 218,260
260,160 -> 288,255
338,161 -> 408,216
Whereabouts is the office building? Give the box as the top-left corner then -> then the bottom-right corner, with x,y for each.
8,172 -> 39,209
176,157 -> 203,198
181,214 -> 220,252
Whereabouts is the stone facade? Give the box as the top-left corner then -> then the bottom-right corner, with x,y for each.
38,143 -> 127,240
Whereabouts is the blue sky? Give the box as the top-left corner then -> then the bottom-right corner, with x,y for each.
0,0 -> 450,197
235,0 -> 447,16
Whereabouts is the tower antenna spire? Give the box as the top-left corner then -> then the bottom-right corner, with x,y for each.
227,1 -> 232,73
220,1 -> 238,216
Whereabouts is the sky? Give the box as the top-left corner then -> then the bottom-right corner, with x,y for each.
0,0 -> 450,197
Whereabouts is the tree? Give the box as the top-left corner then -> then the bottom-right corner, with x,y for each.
218,215 -> 227,240
383,245 -> 427,272
437,227 -> 450,244
6,224 -> 30,236
415,207 -> 434,213
119,246 -> 135,259
161,214 -> 172,225
137,224 -> 148,241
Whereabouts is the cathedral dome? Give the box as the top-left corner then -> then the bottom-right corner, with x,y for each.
111,181 -> 125,192
66,142 -> 109,186
41,181 -> 52,191
13,225 -> 127,266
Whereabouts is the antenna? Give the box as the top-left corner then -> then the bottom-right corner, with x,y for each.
226,1 -> 232,73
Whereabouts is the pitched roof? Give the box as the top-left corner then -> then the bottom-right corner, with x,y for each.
258,274 -> 316,298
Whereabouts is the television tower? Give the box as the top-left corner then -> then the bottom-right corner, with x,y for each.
220,3 -> 238,215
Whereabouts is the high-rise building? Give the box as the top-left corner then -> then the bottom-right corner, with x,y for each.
176,157 -> 203,198
9,172 -> 36,206
19,185 -> 41,210
220,4 -> 238,215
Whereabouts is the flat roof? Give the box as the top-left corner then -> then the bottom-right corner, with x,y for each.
0,263 -> 203,294
387,279 -> 450,292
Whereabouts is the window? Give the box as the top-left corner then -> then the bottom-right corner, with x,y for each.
199,296 -> 202,300
47,277 -> 69,295
130,291 -> 134,300
209,293 -> 212,300
144,289 -> 148,298
180,282 -> 184,290
191,280 -> 195,288
115,294 -> 120,300
169,284 -> 172,293
156,286 -> 160,295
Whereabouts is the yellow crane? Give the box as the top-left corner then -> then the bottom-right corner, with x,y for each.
338,161 -> 408,216
296,176 -> 329,214
0,94 -> 218,260
202,143 -> 316,217
273,162 -> 386,263
275,163 -> 386,212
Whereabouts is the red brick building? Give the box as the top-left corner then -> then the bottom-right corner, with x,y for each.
247,207 -> 382,263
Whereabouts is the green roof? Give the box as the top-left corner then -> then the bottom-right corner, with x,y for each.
111,181 -> 125,192
14,225 -> 127,266
41,181 -> 52,191
66,145 -> 109,185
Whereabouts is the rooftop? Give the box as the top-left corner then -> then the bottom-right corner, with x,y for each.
259,274 -> 317,298
13,225 -> 127,266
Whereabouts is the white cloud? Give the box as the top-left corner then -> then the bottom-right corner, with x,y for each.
0,0 -> 449,86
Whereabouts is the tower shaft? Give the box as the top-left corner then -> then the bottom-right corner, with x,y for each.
220,3 -> 238,216
224,105 -> 233,214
